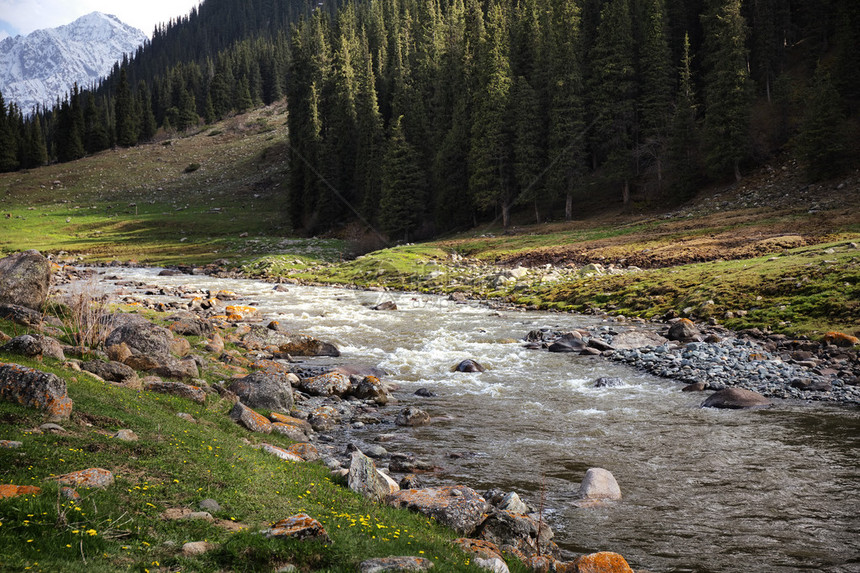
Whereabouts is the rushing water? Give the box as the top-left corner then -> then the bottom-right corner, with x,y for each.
94,268 -> 860,573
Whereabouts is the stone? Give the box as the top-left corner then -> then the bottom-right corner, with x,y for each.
152,357 -> 200,380
395,406 -> 431,427
204,333 -> 225,354
169,315 -> 214,337
144,380 -> 206,404
299,371 -> 352,397
124,354 -> 161,371
105,320 -> 174,357
372,301 -> 398,311
415,388 -> 436,397
1,334 -> 65,360
498,491 -> 530,514
0,484 -> 41,499
269,413 -> 311,438
476,510 -> 555,557
0,250 -> 51,310
329,364 -> 388,378
263,513 -> 331,543
701,388 -> 772,409
113,429 -> 138,442
455,359 -> 485,373
359,557 -> 434,573
667,318 -> 699,342
578,468 -> 622,501
352,375 -> 392,404
170,337 -> 191,357
573,552 -> 634,573
0,362 -> 73,419
0,440 -> 23,449
286,443 -> 320,462
241,326 -> 340,357
228,371 -> 295,411
549,334 -> 586,353
823,331 -> 860,347
474,557 -> 509,573
610,330 -> 668,350
176,412 -> 197,423
261,443 -> 305,462
453,538 -> 507,562
682,382 -> 708,392
229,402 -> 272,434
399,474 -> 421,489
60,487 -> 80,500
57,468 -> 114,489
81,360 -> 138,386
199,498 -> 222,513
385,485 -> 487,535
588,338 -> 615,352
308,405 -> 341,432
349,450 -> 399,502
0,303 -> 44,327
181,541 -> 214,557
593,377 -> 624,388
40,423 -> 65,432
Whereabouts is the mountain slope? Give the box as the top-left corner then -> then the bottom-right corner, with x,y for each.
0,12 -> 147,112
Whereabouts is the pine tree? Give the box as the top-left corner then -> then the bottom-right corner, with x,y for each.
511,76 -> 544,223
137,81 -> 158,141
379,116 -> 427,241
668,33 -> 701,197
83,92 -> 110,152
0,91 -> 21,172
23,116 -> 48,168
798,66 -> 848,181
354,36 -> 386,221
115,69 -> 138,147
56,96 -> 84,162
701,0 -> 752,181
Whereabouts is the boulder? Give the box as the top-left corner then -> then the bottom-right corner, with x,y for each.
152,357 -> 200,380
476,510 -> 555,557
395,406 -> 431,427
286,442 -> 320,462
204,333 -> 224,354
594,377 -> 624,388
453,538 -> 507,564
0,303 -> 44,327
168,314 -> 214,337
349,450 -> 400,502
81,360 -> 138,386
241,326 -> 340,357
667,318 -> 699,342
823,331 -> 860,347
181,541 -> 215,557
573,552 -> 634,573
56,468 -> 114,489
260,443 -> 305,462
0,485 -> 42,499
298,372 -> 352,397
228,371 -> 295,411
0,362 -> 73,419
170,337 -> 191,357
1,334 -> 65,360
0,250 -> 51,310
385,485 -> 487,535
229,402 -> 272,433
549,334 -> 586,353
352,375 -> 392,404
372,301 -> 398,311
455,359 -> 485,373
610,330 -> 668,350
682,382 -> 708,392
144,380 -> 206,404
105,321 -> 174,357
307,405 -> 341,432
113,429 -> 138,442
701,388 -> 772,409
578,468 -> 621,501
359,557 -> 434,573
262,513 -> 331,543
106,343 -> 133,363
329,364 -> 388,378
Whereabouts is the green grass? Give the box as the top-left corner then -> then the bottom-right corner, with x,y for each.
0,353 -> 514,572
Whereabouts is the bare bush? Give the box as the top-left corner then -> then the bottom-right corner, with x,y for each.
53,280 -> 116,350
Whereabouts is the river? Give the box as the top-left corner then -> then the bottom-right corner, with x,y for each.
91,268 -> 860,573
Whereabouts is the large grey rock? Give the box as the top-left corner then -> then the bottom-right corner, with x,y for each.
1,334 -> 65,360
359,557 -> 434,573
348,450 -> 399,502
385,486 -> 487,535
610,330 -> 668,350
395,406 -> 430,427
105,320 -> 174,357
455,359 -> 485,372
667,319 -> 700,342
0,303 -> 44,327
352,375 -> 392,404
144,380 -> 206,404
241,326 -> 340,357
577,468 -> 622,501
0,250 -> 51,310
81,360 -> 138,385
167,314 -> 214,337
298,371 -> 351,397
0,362 -> 73,419
701,387 -> 772,409
228,371 -> 295,411
476,510 -> 555,558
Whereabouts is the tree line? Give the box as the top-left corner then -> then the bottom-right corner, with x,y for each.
286,0 -> 858,239
0,0 -> 856,242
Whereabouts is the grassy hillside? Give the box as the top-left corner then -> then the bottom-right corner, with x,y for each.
1,106 -> 858,337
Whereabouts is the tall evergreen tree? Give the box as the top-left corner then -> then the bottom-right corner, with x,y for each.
798,66 -> 848,181
379,116 -> 427,241
137,81 -> 158,141
115,69 -> 138,147
668,33 -> 701,197
701,0 -> 752,181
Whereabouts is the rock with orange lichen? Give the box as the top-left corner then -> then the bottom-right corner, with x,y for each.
299,371 -> 352,397
0,484 -> 42,499
241,326 -> 340,357
57,468 -> 114,489
229,401 -> 272,434
144,380 -> 206,404
260,443 -> 305,462
476,509 -> 556,558
823,331 -> 860,347
0,250 -> 52,310
262,513 -> 331,543
0,362 -> 73,420
385,485 -> 487,535
228,371 -> 295,411
572,551 -> 634,573
286,442 -> 320,461
225,305 -> 261,321
359,557 -> 435,572
453,538 -> 506,561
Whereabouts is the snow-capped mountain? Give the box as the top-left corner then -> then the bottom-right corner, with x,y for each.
0,12 -> 147,113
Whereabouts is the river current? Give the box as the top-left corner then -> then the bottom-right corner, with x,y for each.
93,268 -> 859,573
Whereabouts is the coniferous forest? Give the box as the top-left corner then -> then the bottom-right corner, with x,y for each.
0,0 -> 857,239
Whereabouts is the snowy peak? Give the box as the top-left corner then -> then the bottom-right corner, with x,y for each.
0,12 -> 147,112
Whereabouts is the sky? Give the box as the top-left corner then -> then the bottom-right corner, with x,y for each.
0,0 -> 202,40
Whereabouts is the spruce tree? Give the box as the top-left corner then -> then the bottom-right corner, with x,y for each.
511,76 -> 544,223
137,81 -> 158,141
0,91 -> 20,172
798,66 -> 848,181
379,116 -> 427,241
115,69 -> 138,147
701,0 -> 752,181
23,116 -> 48,168
668,33 -> 701,197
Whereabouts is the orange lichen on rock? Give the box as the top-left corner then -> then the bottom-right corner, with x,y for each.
573,551 -> 634,573
263,513 -> 331,542
225,306 -> 260,321
0,484 -> 42,499
823,331 -> 860,347
57,468 -> 115,489
0,362 -> 73,420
